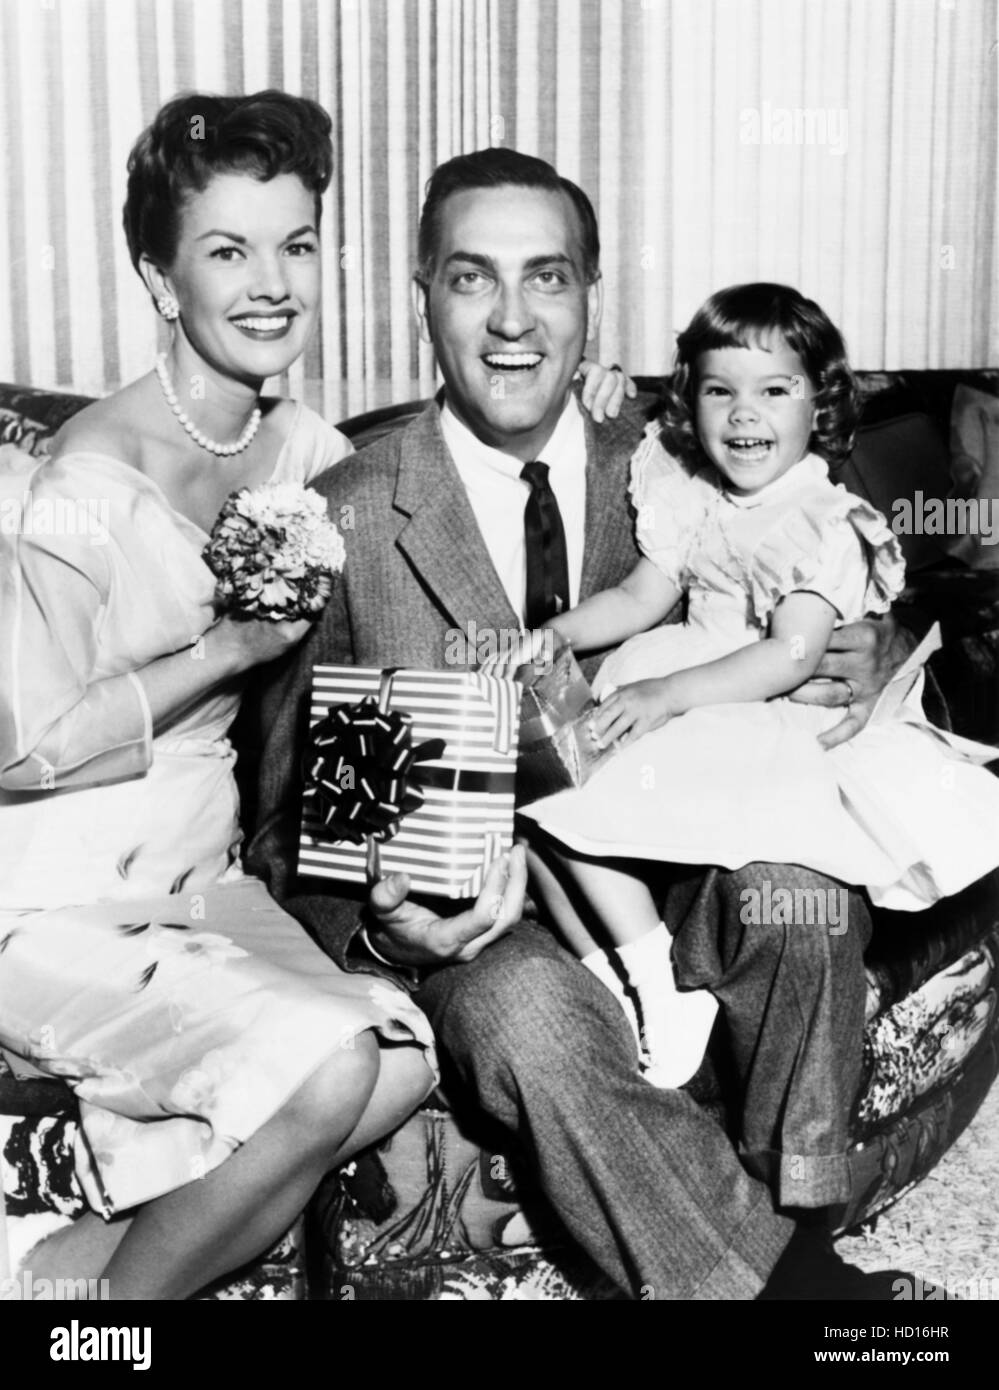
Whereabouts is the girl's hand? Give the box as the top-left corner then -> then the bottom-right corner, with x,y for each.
211,612 -> 315,674
576,359 -> 638,422
588,678 -> 676,747
478,627 -> 555,680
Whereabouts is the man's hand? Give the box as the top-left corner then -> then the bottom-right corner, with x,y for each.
364,845 -> 528,970
789,612 -> 914,750
577,359 -> 638,422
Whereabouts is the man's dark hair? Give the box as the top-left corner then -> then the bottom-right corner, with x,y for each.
416,147 -> 600,285
123,90 -> 333,273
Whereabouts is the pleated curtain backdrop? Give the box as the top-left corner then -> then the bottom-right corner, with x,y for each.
1,0 -> 996,410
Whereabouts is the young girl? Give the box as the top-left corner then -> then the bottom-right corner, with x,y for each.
520,282 -> 999,1088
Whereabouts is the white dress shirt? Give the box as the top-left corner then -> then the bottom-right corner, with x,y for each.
439,394 -> 587,624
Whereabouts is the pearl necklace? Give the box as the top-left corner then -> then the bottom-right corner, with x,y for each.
155,353 -> 262,458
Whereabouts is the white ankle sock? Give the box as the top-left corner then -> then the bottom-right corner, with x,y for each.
580,948 -> 642,1048
616,923 -> 718,1088
615,920 -> 673,986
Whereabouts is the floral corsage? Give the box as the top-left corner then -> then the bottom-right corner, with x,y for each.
202,482 -> 346,621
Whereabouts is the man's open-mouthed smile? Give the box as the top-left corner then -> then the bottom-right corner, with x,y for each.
415,184 -> 602,464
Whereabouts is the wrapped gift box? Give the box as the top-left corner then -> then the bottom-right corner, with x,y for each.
300,666 -> 520,899
515,639 -> 617,807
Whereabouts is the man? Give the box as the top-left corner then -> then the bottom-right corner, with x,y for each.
247,148 -> 910,1299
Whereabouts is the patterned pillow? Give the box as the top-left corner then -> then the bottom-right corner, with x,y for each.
312,1106 -> 618,1300
0,408 -> 52,457
0,1112 -> 306,1299
945,385 -> 999,570
0,384 -> 93,456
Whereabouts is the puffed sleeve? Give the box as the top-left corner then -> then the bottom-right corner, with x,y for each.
628,424 -> 712,588
0,447 -> 153,791
748,486 -> 906,627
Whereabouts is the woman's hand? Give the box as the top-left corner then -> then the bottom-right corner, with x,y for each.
132,611 -> 316,738
588,678 -> 676,748
577,359 -> 638,422
210,612 -> 315,675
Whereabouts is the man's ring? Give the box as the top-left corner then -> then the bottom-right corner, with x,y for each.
842,677 -> 857,706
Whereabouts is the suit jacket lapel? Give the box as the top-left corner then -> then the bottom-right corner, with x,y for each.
393,405 -> 521,639
579,408 -> 638,600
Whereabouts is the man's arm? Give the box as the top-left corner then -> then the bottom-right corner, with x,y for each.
788,609 -> 922,750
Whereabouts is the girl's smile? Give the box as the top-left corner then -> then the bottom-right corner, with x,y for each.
695,336 -> 818,495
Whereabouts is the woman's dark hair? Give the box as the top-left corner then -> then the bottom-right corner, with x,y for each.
416,147 -> 600,285
660,282 -> 860,467
123,90 -> 333,273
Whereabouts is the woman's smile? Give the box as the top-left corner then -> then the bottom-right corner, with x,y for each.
229,310 -> 298,340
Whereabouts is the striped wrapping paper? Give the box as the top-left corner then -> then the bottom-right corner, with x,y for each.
299,666 -> 520,899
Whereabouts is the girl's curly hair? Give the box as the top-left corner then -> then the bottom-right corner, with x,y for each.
659,283 -> 860,469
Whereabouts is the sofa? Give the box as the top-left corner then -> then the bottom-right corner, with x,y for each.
1,369 -> 997,1301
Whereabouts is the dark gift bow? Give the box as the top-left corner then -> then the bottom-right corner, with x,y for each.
303,668 -> 519,885
303,694 -> 447,848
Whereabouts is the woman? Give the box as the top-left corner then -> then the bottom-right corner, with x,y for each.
0,88 -> 445,1302
0,91 -> 628,1300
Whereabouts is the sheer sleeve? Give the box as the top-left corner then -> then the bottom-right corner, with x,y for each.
749,487 -> 906,627
628,424 -> 712,589
0,447 -> 153,791
274,404 -> 354,486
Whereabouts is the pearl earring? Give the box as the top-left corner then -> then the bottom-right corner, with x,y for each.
157,294 -> 180,322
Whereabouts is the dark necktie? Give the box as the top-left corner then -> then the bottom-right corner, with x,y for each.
521,459 -> 570,628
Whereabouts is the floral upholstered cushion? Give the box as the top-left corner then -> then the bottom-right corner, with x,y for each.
857,931 -> 999,1130
0,384 -> 92,453
0,1101 -> 305,1300
312,1107 -> 618,1301
0,409 -> 52,457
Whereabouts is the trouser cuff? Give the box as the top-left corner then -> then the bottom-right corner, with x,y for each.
741,1144 -> 852,1208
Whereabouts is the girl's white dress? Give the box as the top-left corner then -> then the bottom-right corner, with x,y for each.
522,427 -> 999,911
0,407 -> 435,1218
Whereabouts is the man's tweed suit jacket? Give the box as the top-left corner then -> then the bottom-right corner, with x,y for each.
246,392 -> 657,971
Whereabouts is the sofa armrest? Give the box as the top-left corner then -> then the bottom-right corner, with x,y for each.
864,871 -> 999,1015
900,566 -> 999,638
895,567 -> 999,745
